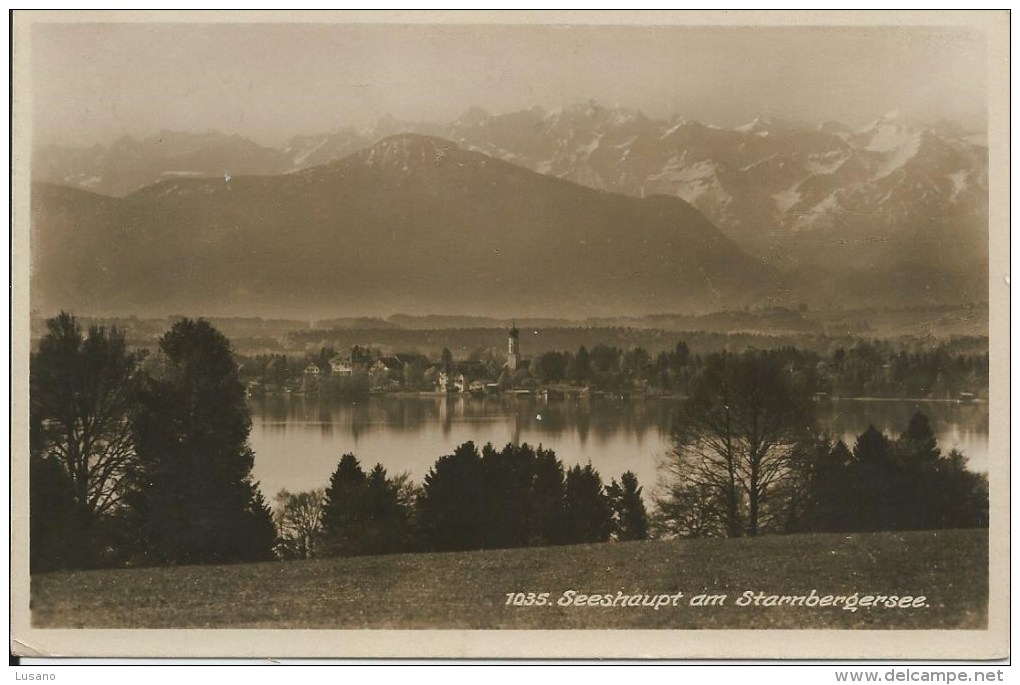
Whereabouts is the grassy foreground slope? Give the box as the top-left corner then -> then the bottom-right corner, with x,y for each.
31,529 -> 986,630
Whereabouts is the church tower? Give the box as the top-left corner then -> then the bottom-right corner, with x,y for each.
507,321 -> 520,371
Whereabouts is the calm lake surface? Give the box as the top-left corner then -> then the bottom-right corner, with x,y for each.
249,394 -> 990,500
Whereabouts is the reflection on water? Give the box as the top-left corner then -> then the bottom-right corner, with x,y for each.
814,399 -> 989,464
252,394 -> 675,444
248,394 -> 991,502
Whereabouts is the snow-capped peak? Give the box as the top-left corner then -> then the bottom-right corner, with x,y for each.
352,134 -> 461,172
735,115 -> 805,134
736,116 -> 773,133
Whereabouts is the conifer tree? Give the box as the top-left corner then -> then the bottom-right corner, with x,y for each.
321,453 -> 368,555
608,471 -> 649,541
563,462 -> 612,544
128,318 -> 276,564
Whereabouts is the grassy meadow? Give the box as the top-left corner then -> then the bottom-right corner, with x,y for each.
31,529 -> 987,630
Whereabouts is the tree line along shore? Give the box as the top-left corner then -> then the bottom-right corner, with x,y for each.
29,312 -> 988,573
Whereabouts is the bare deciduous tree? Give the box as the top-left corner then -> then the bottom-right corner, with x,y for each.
657,351 -> 813,537
274,488 -> 326,559
31,312 -> 137,520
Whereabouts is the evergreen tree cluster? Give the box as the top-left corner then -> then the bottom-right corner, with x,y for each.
320,455 -> 412,556
31,314 -> 276,572
410,442 -> 646,553
275,443 -> 650,559
790,412 -> 989,534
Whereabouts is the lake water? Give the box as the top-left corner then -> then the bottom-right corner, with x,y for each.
248,394 -> 990,501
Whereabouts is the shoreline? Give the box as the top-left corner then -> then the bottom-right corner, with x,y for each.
249,390 -> 988,405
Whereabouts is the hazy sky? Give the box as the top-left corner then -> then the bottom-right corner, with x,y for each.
29,21 -> 989,147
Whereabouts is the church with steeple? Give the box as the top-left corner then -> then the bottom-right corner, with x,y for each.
507,321 -> 521,371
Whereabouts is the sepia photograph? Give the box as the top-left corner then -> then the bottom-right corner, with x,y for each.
9,10 -> 1010,661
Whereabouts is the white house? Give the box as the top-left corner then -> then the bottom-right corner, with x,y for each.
330,356 -> 354,377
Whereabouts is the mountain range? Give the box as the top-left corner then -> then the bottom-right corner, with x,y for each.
31,134 -> 782,319
30,105 -> 989,317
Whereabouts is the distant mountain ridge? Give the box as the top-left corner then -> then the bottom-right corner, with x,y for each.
444,106 -> 987,275
35,107 -> 987,250
33,130 -> 291,198
32,106 -> 989,311
31,134 -> 783,319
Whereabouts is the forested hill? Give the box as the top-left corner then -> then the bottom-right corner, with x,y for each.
30,135 -> 783,320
